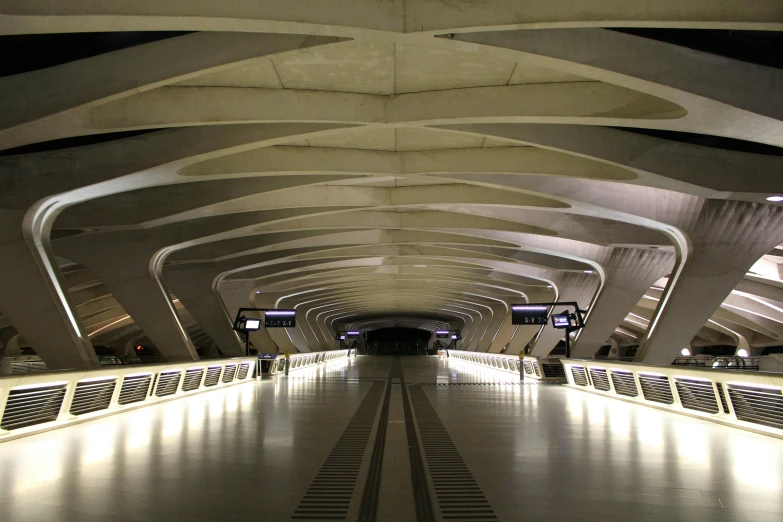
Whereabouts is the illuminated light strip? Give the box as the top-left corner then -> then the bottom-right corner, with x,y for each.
726,381 -> 781,391
12,381 -> 68,390
77,376 -> 118,383
436,330 -> 449,334
673,375 -> 711,382
88,314 -> 131,337
637,371 -> 666,377
265,310 -> 296,316
347,331 -> 360,335
511,305 -> 548,310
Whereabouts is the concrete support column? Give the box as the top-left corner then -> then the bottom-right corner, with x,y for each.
162,265 -> 245,357
572,248 -> 675,358
55,235 -> 198,362
0,210 -> 99,369
531,273 -> 599,357
638,201 -> 783,365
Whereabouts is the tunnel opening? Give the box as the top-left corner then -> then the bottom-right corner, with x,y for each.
365,328 -> 431,356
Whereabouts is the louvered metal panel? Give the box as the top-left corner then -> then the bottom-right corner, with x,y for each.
522,361 -> 534,375
675,378 -> 719,414
154,371 -> 181,397
118,374 -> 153,405
222,364 -> 237,383
727,384 -> 783,430
541,363 -> 565,378
715,382 -> 730,414
639,374 -> 674,404
570,366 -> 588,387
203,366 -> 222,387
589,368 -> 611,391
1,384 -> 67,430
70,378 -> 116,416
237,362 -> 251,380
532,361 -> 541,378
610,371 -> 638,397
181,368 -> 204,392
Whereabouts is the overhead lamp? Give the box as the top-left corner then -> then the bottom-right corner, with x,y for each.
265,310 -> 296,316
584,270 -> 593,274
680,348 -> 691,356
435,330 -> 449,334
767,196 -> 783,202
737,348 -> 749,357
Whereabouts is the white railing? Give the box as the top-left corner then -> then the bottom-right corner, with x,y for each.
286,350 -> 350,372
448,350 -> 567,381
0,349 -> 352,442
0,356 -> 256,442
562,359 -> 783,439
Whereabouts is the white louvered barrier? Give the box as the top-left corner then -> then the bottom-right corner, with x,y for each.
448,350 -> 567,382
0,349 -> 352,441
0,356 -> 257,442
562,359 -> 783,439
286,349 -> 350,372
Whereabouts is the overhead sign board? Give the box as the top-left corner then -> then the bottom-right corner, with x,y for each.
435,330 -> 450,339
511,305 -> 549,326
264,310 -> 296,328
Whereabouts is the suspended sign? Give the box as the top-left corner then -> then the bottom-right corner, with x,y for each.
511,305 -> 549,325
435,330 -> 450,339
346,331 -> 360,338
264,310 -> 296,328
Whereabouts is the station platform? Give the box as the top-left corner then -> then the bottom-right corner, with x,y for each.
1,356 -> 782,522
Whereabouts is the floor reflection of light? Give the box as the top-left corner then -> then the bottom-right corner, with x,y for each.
731,439 -> 782,491
565,394 -> 584,421
81,423 -> 116,466
125,409 -> 154,450
585,399 -> 606,428
12,439 -> 64,494
673,423 -> 710,466
636,410 -> 664,447
608,406 -> 631,439
162,405 -> 184,438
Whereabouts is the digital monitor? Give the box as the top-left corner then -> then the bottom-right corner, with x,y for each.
245,318 -> 261,331
340,335 -> 346,340
451,334 -> 458,340
265,310 -> 296,328
552,314 -> 570,329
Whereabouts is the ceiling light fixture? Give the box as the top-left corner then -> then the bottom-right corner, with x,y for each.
767,196 -> 783,202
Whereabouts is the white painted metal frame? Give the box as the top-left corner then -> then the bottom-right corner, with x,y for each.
562,359 -> 783,439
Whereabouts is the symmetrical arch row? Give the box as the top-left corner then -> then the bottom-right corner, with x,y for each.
1,4 -> 782,369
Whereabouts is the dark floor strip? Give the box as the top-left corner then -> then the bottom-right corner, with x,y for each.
399,359 -> 437,522
409,385 -> 498,522
357,366 -> 394,521
291,381 -> 385,521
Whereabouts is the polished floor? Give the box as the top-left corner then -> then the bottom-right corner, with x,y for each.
0,356 -> 782,521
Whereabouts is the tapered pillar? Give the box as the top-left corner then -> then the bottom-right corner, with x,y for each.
639,201 -> 783,364
572,249 -> 675,358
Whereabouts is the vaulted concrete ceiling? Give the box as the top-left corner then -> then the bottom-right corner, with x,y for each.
1,2 -> 783,369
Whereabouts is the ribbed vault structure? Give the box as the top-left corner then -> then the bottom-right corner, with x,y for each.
2,2 -> 783,369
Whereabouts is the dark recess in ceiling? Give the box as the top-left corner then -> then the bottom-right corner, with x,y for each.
0,129 -> 164,156
611,29 -> 783,70
0,31 -> 191,77
613,127 -> 783,157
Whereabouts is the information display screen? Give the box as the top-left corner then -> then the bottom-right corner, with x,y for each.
552,314 -> 570,329
435,330 -> 450,339
264,310 -> 296,328
245,319 -> 261,331
511,305 -> 549,326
